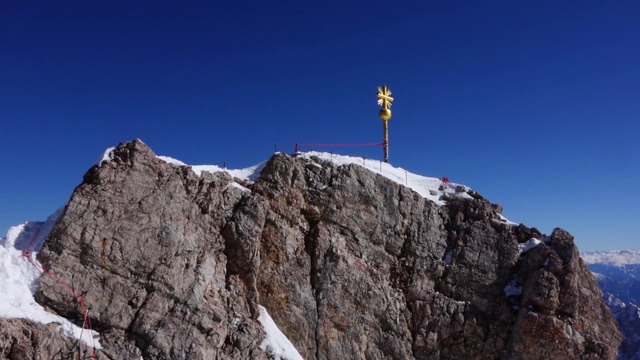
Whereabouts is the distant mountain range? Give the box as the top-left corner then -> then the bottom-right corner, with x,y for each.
583,251 -> 640,360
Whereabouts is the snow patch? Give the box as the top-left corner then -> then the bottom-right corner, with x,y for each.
157,152 -> 269,183
157,155 -> 187,166
228,182 -> 250,192
257,305 -> 304,360
190,160 -> 267,182
498,214 -> 518,226
96,146 -> 115,166
0,208 -> 102,349
519,238 -> 542,255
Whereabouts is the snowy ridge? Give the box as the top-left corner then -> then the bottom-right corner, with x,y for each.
0,208 -> 101,348
157,155 -> 268,182
298,151 -> 470,205
192,161 -> 267,182
158,150 -> 504,210
582,250 -> 640,266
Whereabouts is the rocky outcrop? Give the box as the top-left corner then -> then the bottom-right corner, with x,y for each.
0,318 -> 95,359
35,140 -> 266,360
506,229 -> 621,359
24,139 -> 620,359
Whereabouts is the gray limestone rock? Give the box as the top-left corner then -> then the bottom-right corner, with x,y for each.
0,318 -> 96,359
15,139 -> 621,359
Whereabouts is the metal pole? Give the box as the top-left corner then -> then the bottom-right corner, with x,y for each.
376,85 -> 393,164
383,120 -> 389,163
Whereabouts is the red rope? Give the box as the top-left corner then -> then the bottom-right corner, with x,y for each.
21,225 -> 98,359
297,142 -> 386,147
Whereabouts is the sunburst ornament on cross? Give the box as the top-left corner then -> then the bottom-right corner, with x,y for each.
376,85 -> 394,117
376,85 -> 393,163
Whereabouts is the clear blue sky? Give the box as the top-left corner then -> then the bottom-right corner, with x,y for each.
1,1 -> 638,251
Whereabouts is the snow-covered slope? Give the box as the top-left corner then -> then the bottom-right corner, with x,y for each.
297,151 -> 466,205
0,208 -> 101,348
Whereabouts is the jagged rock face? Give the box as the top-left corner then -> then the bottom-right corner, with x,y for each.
0,318 -> 89,359
29,140 -> 621,359
36,140 -> 267,360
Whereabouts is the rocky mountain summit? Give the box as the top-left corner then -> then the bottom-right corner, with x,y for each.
1,140 -> 621,359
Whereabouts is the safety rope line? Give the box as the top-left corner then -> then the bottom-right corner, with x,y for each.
21,226 -> 98,359
294,141 -> 387,154
296,141 -> 386,148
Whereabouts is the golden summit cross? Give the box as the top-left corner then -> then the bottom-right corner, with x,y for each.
376,85 -> 394,110
376,85 -> 393,163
